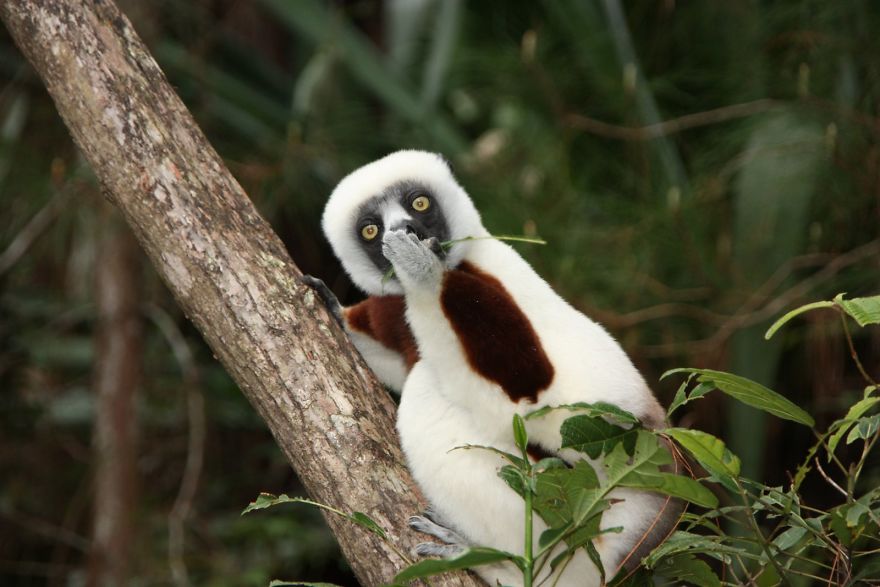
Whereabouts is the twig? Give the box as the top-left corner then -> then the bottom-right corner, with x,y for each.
839,312 -> 878,387
0,509 -> 90,553
734,479 -> 792,586
145,304 -> 205,587
601,302 -> 729,328
813,458 -> 847,499
590,250 -> 835,331
565,99 -> 783,141
0,189 -> 68,275
643,240 -> 880,357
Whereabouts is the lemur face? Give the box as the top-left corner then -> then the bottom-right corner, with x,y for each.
354,181 -> 451,281
323,150 -> 488,296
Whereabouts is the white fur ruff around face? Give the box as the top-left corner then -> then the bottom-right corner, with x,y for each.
322,150 -> 487,296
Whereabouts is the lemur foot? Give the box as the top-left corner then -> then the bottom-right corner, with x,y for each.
299,275 -> 344,327
408,511 -> 467,558
382,230 -> 444,288
414,542 -> 467,558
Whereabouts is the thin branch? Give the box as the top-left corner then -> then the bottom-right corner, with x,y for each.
0,509 -> 91,553
145,304 -> 205,587
839,312 -> 878,387
643,240 -> 880,357
565,99 -> 783,141
813,457 -> 848,499
0,188 -> 68,275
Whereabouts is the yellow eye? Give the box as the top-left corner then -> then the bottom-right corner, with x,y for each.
412,195 -> 431,212
361,224 -> 379,240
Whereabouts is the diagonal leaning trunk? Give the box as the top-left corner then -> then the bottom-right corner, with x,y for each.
0,1 -> 483,585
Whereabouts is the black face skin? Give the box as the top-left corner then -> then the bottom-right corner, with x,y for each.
356,180 -> 451,277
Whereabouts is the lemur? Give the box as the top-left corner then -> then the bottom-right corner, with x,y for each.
306,150 -> 678,586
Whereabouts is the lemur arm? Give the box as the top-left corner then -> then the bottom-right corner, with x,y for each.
300,275 -> 418,393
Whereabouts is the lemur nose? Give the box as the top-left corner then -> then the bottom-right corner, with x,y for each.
392,220 -> 423,238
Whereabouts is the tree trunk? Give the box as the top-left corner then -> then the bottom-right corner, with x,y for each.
88,208 -> 141,587
0,2 -> 483,585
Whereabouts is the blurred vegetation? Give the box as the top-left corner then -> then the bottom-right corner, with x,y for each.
1,0 -> 878,585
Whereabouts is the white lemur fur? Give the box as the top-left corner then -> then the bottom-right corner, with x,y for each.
316,150 -> 677,586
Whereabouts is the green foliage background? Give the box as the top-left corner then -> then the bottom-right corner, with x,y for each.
1,1 -> 878,585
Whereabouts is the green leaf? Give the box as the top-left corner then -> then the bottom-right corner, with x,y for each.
393,548 -> 517,582
584,539 -> 606,584
350,512 -> 387,539
242,493 -> 312,515
645,531 -> 745,566
534,461 -> 601,529
560,415 -> 638,458
846,414 -> 880,445
530,460 -> 610,557
527,402 -> 638,426
834,293 -> 880,327
606,432 -> 718,508
665,428 -> 741,491
829,510 -> 853,548
764,294 -> 880,339
667,376 -> 713,417
772,526 -> 808,551
667,375 -> 693,417
608,567 -> 653,587
828,396 -> 880,457
764,301 -> 836,339
242,494 -> 387,539
647,473 -> 718,509
538,524 -> 571,550
664,369 -> 814,427
843,500 -> 871,528
512,414 -> 528,454
656,553 -> 720,587
498,465 -> 528,498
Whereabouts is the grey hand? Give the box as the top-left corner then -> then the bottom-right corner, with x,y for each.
381,230 -> 445,289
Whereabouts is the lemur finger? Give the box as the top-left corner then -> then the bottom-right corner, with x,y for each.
382,230 -> 443,285
408,515 -> 466,545
413,542 -> 467,559
425,237 -> 446,259
299,275 -> 344,327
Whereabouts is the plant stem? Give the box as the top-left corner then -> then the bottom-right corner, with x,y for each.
850,430 -> 880,502
840,312 -> 878,386
735,480 -> 791,586
523,485 -> 534,587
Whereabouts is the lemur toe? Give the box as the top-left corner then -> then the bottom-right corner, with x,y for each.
413,542 -> 466,559
299,274 -> 344,326
409,514 -> 467,546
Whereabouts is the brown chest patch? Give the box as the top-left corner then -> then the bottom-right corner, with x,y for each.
345,295 -> 420,369
526,442 -> 559,463
440,262 -> 554,403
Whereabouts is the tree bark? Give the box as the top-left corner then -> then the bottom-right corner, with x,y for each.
88,208 -> 141,587
0,2 -> 483,585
